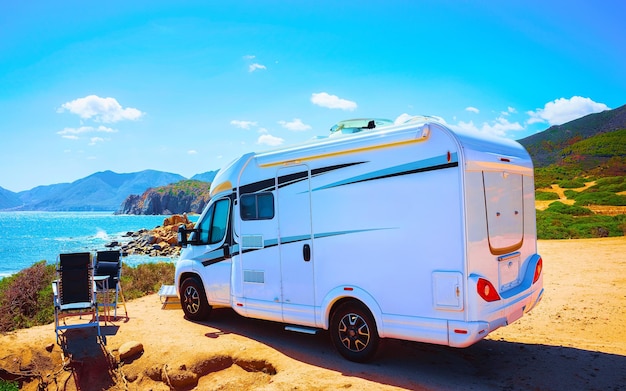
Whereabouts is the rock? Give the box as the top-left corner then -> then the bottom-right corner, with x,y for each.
163,366 -> 198,389
45,343 -> 54,352
145,365 -> 162,381
119,341 -> 144,361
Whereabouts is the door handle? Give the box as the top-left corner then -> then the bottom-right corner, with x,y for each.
303,244 -> 311,262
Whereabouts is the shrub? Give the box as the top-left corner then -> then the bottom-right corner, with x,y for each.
589,176 -> 626,193
573,192 -> 626,206
563,189 -> 579,199
536,208 -> 626,239
546,201 -> 593,216
0,380 -> 19,391
0,261 -> 56,333
535,191 -> 560,201
558,179 -> 586,189
121,262 -> 175,300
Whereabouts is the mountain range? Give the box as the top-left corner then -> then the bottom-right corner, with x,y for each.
1,103 -> 624,212
0,170 -> 217,211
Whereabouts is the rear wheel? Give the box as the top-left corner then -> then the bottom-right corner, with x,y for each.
330,301 -> 379,362
180,277 -> 211,321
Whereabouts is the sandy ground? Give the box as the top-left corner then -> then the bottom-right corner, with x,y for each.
1,237 -> 626,390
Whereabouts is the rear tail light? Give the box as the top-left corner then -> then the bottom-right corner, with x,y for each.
477,278 -> 501,302
533,257 -> 543,283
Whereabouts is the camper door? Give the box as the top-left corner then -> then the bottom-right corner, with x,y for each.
277,164 -> 315,325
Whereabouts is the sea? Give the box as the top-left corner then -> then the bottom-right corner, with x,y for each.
0,211 -> 198,278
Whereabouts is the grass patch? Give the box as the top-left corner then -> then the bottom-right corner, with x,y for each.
587,176 -> 626,193
121,262 -> 175,300
537,206 -> 626,239
572,191 -> 626,206
558,179 -> 586,189
535,191 -> 560,201
0,380 -> 19,391
563,189 -> 579,199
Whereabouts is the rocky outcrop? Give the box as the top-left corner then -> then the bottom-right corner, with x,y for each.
111,214 -> 195,258
116,180 -> 211,215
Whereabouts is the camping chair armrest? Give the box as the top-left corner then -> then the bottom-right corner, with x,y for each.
93,275 -> 109,290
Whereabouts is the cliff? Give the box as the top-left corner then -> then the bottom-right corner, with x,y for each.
116,180 -> 211,215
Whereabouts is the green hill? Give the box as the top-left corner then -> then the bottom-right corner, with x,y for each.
519,104 -> 626,168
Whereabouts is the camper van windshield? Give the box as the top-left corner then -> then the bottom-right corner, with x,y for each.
195,198 -> 230,244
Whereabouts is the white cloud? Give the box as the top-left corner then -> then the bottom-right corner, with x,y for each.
96,125 -> 117,133
465,106 -> 480,114
501,107 -> 517,116
527,96 -> 609,126
57,126 -> 92,136
257,134 -> 284,146
451,117 -> 523,137
58,95 -> 144,123
57,125 -> 118,139
278,118 -> 311,131
230,120 -> 258,129
311,92 -> 357,111
88,137 -> 105,146
188,150 -> 198,155
249,63 -> 267,72
243,55 -> 256,60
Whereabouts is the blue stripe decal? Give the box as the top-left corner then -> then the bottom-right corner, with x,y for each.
277,228 -> 393,245
312,153 -> 458,191
236,228 -> 394,257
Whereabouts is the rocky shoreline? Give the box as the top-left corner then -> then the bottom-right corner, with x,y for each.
105,214 -> 195,258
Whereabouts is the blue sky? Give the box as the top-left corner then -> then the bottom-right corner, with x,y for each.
1,0 -> 624,192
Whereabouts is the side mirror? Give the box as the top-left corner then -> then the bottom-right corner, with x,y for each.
177,225 -> 188,246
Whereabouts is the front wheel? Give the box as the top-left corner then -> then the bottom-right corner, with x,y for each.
180,277 -> 211,321
330,301 -> 379,363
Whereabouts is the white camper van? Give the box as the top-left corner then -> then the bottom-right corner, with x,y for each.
175,117 -> 544,362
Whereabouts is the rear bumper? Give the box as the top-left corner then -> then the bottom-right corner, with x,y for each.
448,284 -> 544,348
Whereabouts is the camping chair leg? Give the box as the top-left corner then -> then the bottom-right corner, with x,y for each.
117,284 -> 128,319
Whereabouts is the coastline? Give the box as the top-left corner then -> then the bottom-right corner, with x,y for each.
0,212 -> 195,277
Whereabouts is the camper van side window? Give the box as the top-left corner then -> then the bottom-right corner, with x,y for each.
240,193 -> 274,220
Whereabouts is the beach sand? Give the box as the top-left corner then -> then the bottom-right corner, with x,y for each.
1,237 -> 625,390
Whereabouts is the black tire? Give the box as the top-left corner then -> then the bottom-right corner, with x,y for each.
330,301 -> 380,363
180,277 -> 211,321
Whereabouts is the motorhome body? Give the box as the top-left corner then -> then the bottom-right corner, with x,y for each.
175,117 -> 544,362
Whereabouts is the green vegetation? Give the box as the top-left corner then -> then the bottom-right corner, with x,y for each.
543,201 -> 593,216
535,191 -> 560,201
155,179 -> 211,197
0,261 -> 55,333
572,192 -> 626,206
557,176 -> 626,206
561,128 -> 626,162
558,179 -> 585,189
121,262 -> 175,300
588,176 -> 626,193
0,380 -> 19,391
563,189 -> 578,199
534,166 -> 584,188
537,203 -> 626,239
0,261 -> 175,333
